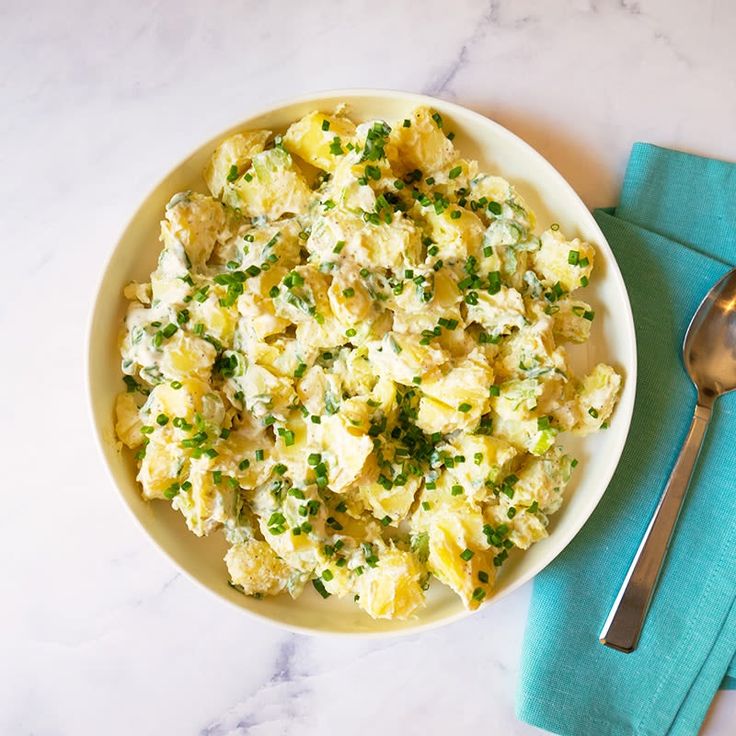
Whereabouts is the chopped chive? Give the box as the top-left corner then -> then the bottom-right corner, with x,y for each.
448,165 -> 462,179
568,250 -> 580,265
163,483 -> 180,500
487,271 -> 502,295
122,375 -> 139,393
312,579 -> 331,598
460,548 -> 474,561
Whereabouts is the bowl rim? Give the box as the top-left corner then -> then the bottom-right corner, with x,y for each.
86,87 -> 637,637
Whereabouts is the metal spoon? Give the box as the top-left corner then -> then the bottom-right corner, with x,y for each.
600,268 -> 736,653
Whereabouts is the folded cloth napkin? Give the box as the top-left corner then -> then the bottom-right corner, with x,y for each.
516,143 -> 736,736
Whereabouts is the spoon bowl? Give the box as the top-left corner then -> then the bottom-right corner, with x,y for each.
684,268 -> 736,401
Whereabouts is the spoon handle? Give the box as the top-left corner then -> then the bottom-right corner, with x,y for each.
599,400 -> 713,653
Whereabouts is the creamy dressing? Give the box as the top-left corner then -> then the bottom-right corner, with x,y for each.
114,105 -> 621,619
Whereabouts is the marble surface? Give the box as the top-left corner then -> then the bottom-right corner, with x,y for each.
3,0 -> 735,733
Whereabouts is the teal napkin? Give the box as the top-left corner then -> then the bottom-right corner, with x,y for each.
516,143 -> 736,736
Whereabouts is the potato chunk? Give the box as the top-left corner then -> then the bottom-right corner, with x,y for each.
225,539 -> 291,596
204,130 -> 271,198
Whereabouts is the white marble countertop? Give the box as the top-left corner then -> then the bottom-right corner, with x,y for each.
3,1 -> 735,733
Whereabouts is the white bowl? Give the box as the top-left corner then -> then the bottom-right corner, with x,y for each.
88,89 -> 636,635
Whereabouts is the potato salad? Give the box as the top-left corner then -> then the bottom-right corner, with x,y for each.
115,106 -> 621,619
